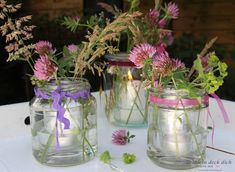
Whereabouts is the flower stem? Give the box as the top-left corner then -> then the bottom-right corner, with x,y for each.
172,81 -> 204,161
82,104 -> 86,161
144,89 -> 150,122
173,112 -> 180,157
77,23 -> 94,30
131,81 -> 147,122
81,101 -> 96,160
40,128 -> 56,163
27,59 -> 34,71
179,99 -> 205,161
133,100 -> 146,122
84,137 -> 95,155
173,99 -> 180,157
127,32 -> 131,52
171,76 -> 177,89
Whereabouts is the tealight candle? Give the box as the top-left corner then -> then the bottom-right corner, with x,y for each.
113,70 -> 146,126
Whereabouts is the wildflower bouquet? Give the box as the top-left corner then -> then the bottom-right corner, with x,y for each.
0,0 -> 141,166
103,0 -> 180,127
131,40 -> 228,170
129,38 -> 227,97
127,2 -> 228,170
0,1 -> 141,85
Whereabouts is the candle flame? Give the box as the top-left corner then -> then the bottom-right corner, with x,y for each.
127,69 -> 133,80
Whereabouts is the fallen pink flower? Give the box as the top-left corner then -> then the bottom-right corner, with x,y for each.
112,129 -> 135,145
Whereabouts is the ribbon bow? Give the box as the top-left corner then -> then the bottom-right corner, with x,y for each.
34,87 -> 90,149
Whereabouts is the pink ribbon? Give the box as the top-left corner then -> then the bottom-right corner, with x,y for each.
149,93 -> 229,145
149,94 -> 229,123
149,95 -> 209,107
210,93 -> 230,123
207,108 -> 215,145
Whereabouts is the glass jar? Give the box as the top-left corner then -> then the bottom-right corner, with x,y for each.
147,87 -> 208,169
104,53 -> 147,128
29,78 -> 97,166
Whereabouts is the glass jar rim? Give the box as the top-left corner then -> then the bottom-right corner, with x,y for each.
38,77 -> 90,92
149,86 -> 206,98
105,53 -> 135,67
149,86 -> 208,108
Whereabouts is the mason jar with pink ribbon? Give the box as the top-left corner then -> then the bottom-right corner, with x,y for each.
147,86 -> 209,169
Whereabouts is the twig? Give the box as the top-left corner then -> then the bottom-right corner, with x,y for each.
187,37 -> 218,80
199,37 -> 218,58
207,146 -> 235,156
155,0 -> 162,9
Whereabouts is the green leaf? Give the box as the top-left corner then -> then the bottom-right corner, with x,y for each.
218,62 -> 228,77
161,76 -> 172,87
129,135 -> 135,139
143,58 -> 153,79
122,153 -> 136,164
62,16 -> 80,32
63,46 -> 70,58
100,151 -> 111,164
191,52 -> 228,94
193,56 -> 204,75
208,53 -> 219,66
177,117 -> 182,123
172,70 -> 185,81
177,81 -> 200,98
58,58 -> 72,68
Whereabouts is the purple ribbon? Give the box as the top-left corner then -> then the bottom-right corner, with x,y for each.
34,87 -> 90,149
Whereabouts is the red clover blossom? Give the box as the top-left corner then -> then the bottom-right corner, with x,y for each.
112,129 -> 135,145
166,2 -> 179,19
34,56 -> 58,81
35,41 -> 55,56
129,43 -> 156,68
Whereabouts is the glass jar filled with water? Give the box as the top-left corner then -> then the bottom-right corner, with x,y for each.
147,86 -> 208,169
104,53 -> 148,128
30,78 -> 97,166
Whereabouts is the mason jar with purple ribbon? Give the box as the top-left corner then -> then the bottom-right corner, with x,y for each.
147,86 -> 208,169
104,53 -> 148,128
29,78 -> 97,166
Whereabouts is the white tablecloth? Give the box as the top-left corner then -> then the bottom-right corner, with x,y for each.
0,93 -> 234,172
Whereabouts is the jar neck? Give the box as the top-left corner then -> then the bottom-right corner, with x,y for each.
39,78 -> 90,93
150,86 -> 206,99
105,53 -> 135,67
149,86 -> 208,108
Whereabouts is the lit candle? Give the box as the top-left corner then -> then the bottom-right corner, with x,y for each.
113,69 -> 146,126
38,110 -> 78,147
158,109 -> 192,156
161,134 -> 191,156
